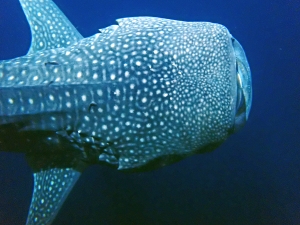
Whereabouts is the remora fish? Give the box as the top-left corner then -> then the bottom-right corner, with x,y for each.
0,0 -> 252,224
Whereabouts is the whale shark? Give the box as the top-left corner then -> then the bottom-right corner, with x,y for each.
0,0 -> 252,224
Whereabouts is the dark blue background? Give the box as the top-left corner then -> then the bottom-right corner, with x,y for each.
0,0 -> 299,224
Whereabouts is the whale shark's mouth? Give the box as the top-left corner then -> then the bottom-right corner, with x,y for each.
232,37 -> 252,132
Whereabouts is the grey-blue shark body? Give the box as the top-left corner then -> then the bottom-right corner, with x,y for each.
0,0 -> 252,224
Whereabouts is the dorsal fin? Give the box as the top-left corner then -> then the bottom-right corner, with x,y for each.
26,168 -> 80,225
19,0 -> 83,54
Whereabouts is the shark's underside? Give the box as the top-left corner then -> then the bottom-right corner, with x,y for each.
0,0 -> 252,224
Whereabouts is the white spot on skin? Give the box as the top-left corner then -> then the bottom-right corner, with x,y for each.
114,89 -> 120,96
110,74 -> 116,80
8,76 -> 15,81
97,90 -> 103,96
81,95 -> 87,101
77,71 -> 82,78
136,61 -> 141,66
98,107 -> 103,113
93,73 -> 98,80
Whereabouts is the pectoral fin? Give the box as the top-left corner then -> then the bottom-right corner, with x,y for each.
19,0 -> 83,54
26,168 -> 80,225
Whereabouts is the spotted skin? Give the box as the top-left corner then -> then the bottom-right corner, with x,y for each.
0,0 -> 252,225
1,18 -> 238,168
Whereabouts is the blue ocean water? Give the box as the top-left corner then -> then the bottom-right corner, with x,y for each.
0,0 -> 299,224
